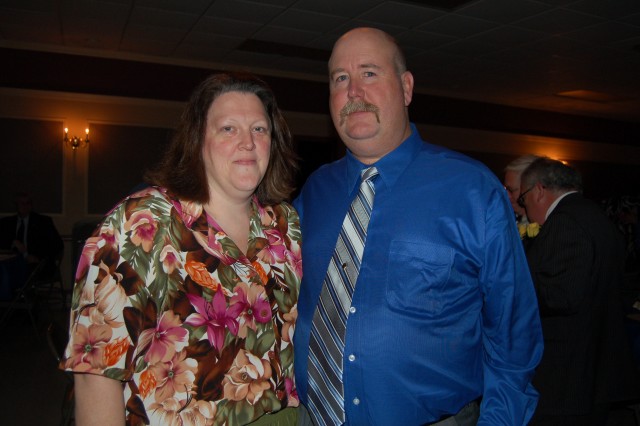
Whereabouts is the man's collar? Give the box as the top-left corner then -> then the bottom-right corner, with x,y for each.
545,190 -> 579,220
345,123 -> 422,192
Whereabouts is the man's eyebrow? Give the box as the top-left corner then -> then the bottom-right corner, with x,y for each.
330,63 -> 381,79
329,67 -> 346,80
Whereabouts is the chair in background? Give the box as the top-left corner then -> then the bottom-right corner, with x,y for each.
46,322 -> 74,426
34,253 -> 67,311
0,258 -> 47,335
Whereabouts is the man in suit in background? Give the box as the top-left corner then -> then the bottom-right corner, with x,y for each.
504,154 -> 540,226
0,192 -> 63,274
519,157 -> 640,425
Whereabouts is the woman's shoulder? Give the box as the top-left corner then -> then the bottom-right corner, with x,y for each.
101,186 -> 176,224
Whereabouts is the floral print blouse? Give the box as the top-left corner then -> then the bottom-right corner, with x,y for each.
61,186 -> 301,425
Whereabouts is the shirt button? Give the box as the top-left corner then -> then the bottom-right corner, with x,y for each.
348,354 -> 356,362
353,397 -> 360,405
349,306 -> 356,314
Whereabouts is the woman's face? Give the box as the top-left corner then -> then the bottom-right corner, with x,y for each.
202,91 -> 271,202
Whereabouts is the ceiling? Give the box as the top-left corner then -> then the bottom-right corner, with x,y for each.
1,0 -> 640,123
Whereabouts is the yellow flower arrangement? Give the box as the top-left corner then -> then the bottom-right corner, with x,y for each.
518,222 -> 540,239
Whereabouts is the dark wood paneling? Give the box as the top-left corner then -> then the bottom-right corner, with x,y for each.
87,124 -> 173,214
0,117 -> 63,213
2,47 -> 639,147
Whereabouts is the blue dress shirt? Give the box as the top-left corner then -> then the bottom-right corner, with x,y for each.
294,124 -> 543,425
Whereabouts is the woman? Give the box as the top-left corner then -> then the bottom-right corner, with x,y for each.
61,73 -> 301,425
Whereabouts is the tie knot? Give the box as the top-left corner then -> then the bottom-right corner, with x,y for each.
361,166 -> 378,182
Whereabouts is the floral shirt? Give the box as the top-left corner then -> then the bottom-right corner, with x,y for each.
61,187 -> 301,425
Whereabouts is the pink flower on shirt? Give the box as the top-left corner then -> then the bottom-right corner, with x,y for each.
148,350 -> 198,403
124,209 -> 157,252
64,323 -> 112,372
185,290 -> 242,351
137,311 -> 189,365
172,199 -> 203,229
230,282 -> 272,338
256,229 -> 287,264
159,245 -> 182,274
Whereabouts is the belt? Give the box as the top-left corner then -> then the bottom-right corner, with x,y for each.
425,400 -> 480,426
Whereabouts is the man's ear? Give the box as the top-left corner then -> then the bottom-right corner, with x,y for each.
402,71 -> 414,107
534,182 -> 546,203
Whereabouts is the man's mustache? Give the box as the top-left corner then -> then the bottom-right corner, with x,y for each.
339,101 -> 380,125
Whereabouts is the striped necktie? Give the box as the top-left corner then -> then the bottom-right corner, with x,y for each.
307,166 -> 379,426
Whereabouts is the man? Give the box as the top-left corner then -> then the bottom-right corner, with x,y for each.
0,192 -> 64,274
519,157 -> 640,425
504,154 -> 540,225
294,27 -> 543,426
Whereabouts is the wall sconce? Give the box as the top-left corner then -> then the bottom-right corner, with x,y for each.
64,127 -> 90,150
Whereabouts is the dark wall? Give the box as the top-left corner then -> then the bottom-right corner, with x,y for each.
88,124 -> 173,214
0,118 -> 63,214
1,48 -> 639,211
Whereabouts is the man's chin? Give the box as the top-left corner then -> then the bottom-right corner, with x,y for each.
340,119 -> 379,140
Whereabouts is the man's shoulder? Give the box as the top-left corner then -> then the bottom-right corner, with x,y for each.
30,212 -> 56,225
414,141 -> 501,188
301,157 -> 347,190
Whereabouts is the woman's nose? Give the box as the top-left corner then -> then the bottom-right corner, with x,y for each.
238,129 -> 256,150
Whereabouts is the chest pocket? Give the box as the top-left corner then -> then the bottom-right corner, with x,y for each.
386,240 -> 454,316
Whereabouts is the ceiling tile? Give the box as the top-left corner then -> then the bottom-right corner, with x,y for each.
564,21 -> 640,45
292,0 -> 386,17
358,2 -> 444,28
470,25 -> 547,47
206,0 -> 284,24
458,0 -> 551,24
396,29 -> 457,50
135,0 -> 212,14
253,25 -> 322,45
192,16 -> 262,38
566,0 -> 640,20
515,8 -> 604,33
416,14 -> 496,38
270,9 -> 348,33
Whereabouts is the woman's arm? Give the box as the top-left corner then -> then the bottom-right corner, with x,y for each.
74,374 -> 126,426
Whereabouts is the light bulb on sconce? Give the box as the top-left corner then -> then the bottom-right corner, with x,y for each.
63,127 -> 90,150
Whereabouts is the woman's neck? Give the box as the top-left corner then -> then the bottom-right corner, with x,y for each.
203,196 -> 252,254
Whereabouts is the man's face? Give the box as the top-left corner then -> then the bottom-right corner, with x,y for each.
504,170 -> 526,217
16,196 -> 32,217
328,28 -> 414,164
519,183 -> 547,225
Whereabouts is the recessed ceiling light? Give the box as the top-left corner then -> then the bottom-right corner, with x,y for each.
555,90 -> 630,103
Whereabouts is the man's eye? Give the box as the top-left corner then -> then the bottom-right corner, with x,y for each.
335,75 -> 348,83
363,71 -> 376,77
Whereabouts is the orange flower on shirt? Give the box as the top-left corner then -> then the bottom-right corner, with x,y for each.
104,336 -> 130,366
139,369 -> 157,399
185,260 -> 220,291
252,261 -> 269,285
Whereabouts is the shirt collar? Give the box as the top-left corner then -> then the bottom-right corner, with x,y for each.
545,190 -> 578,220
345,123 -> 422,192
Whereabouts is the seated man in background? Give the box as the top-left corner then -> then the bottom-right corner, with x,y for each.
0,192 -> 64,275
